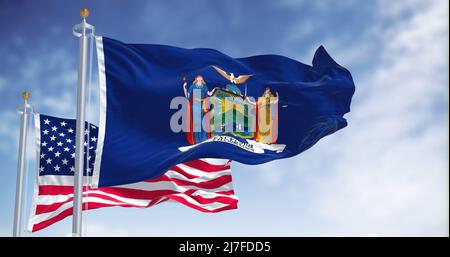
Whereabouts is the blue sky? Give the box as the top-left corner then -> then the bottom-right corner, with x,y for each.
0,0 -> 448,236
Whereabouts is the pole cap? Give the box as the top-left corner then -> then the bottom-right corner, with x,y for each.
22,91 -> 30,101
80,8 -> 89,18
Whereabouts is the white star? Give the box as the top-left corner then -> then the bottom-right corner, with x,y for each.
54,165 -> 60,172
51,126 -> 58,131
42,141 -> 47,147
84,142 -> 88,146
70,166 -> 75,172
64,147 -> 70,152
43,129 -> 49,135
46,158 -> 52,164
54,151 -> 61,157
59,132 -> 65,137
44,119 -> 50,125
48,146 -> 54,152
66,138 -> 72,143
57,141 -> 63,146
86,167 -> 92,173
39,167 -> 44,172
68,128 -> 74,133
87,156 -> 92,161
85,129 -> 90,135
50,135 -> 56,141
91,137 -> 97,142
40,153 -> 45,159
71,153 -> 75,158
60,121 -> 67,127
62,159 -> 68,165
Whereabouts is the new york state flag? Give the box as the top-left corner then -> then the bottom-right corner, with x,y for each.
92,36 -> 355,187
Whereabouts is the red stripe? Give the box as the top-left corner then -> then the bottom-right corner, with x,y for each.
167,165 -> 200,179
38,185 -> 92,196
37,185 -> 233,206
38,172 -> 231,197
38,185 -> 179,201
93,187 -> 177,200
35,192 -> 139,215
39,172 -> 230,197
36,187 -> 237,215
38,185 -> 90,195
33,192 -> 237,232
182,189 -> 238,205
145,163 -> 230,181
32,207 -> 73,232
148,174 -> 232,189
32,202 -> 133,232
166,195 -> 238,213
182,160 -> 231,172
182,193 -> 238,206
215,190 -> 235,195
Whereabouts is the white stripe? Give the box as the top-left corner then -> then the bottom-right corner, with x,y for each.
199,158 -> 231,166
173,163 -> 229,177
167,193 -> 229,211
92,36 -> 106,188
190,190 -> 238,200
35,190 -> 151,207
36,174 -> 233,196
31,190 -> 235,227
38,175 -> 90,186
36,175 -> 234,197
35,182 -> 235,206
30,196 -> 136,226
116,180 -> 234,193
163,169 -> 230,184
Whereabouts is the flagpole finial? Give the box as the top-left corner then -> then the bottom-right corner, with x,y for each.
22,91 -> 29,101
73,8 -> 94,38
80,8 -> 89,18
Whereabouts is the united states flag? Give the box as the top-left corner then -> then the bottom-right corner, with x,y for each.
28,114 -> 238,232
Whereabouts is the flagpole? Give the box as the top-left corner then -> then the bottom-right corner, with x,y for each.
13,91 -> 31,237
72,8 -> 94,237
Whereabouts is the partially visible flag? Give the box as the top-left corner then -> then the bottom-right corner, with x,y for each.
28,114 -> 237,232
93,36 -> 355,187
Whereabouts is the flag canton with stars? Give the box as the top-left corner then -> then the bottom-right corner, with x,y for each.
38,114 -> 98,176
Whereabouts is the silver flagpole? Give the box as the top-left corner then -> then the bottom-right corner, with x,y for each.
72,8 -> 94,237
13,91 -> 31,237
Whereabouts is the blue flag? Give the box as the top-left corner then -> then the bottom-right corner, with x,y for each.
92,36 -> 355,187
35,114 -> 98,177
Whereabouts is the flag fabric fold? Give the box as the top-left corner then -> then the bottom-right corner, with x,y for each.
28,114 -> 237,233
93,36 -> 355,187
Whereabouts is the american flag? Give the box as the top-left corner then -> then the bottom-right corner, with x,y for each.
28,114 -> 238,232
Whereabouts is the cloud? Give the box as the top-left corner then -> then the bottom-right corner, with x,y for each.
41,91 -> 76,117
256,161 -> 288,187
275,0 -> 448,236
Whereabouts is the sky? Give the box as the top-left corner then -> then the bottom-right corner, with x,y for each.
0,0 -> 448,236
